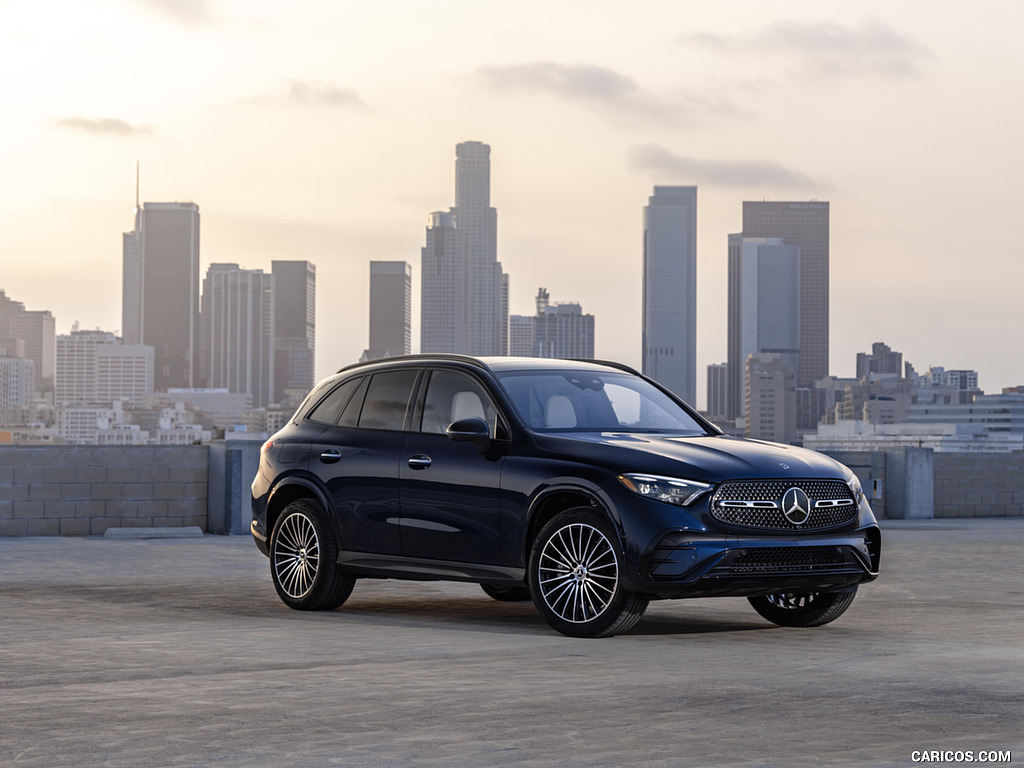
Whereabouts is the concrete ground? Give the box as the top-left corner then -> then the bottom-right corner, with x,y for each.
1,519 -> 1021,768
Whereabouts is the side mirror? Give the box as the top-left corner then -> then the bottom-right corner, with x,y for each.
445,417 -> 490,450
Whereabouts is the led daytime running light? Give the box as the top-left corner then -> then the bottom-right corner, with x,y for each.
618,473 -> 711,507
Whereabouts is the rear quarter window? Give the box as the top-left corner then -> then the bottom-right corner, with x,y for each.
306,377 -> 363,425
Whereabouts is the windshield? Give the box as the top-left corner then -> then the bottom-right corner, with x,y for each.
495,370 -> 708,434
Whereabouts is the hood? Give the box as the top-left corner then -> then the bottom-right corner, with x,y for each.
532,431 -> 849,483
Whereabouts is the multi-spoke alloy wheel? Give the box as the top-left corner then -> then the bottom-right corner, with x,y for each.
538,523 -> 617,623
529,508 -> 647,638
748,585 -> 858,627
273,510 -> 321,599
269,499 -> 355,611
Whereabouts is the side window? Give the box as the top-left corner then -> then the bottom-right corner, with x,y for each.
420,371 -> 500,437
357,370 -> 419,431
337,376 -> 369,427
306,377 -> 362,425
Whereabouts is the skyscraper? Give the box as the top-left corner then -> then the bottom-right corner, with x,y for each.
420,141 -> 508,356
856,341 -> 903,379
0,289 -> 55,398
643,186 -> 697,404
742,201 -> 829,387
508,314 -> 535,357
533,288 -> 595,359
706,362 -> 729,422
122,202 -> 201,391
363,261 -> 412,361
746,353 -> 797,444
272,260 -> 316,404
200,263 -> 275,407
9,308 -> 55,397
727,235 -> 800,419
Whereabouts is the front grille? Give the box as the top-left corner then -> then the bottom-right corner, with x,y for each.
711,546 -> 856,575
711,480 -> 856,531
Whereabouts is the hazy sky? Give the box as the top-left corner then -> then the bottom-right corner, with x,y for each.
3,0 -> 1022,408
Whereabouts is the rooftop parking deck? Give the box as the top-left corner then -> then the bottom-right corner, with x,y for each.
1,518 -> 1021,767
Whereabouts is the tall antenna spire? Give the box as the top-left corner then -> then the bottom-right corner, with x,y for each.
135,160 -> 140,210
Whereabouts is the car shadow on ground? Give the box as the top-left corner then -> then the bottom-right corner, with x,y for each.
326,595 -> 773,637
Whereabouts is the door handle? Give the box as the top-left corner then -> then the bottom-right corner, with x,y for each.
407,454 -> 432,470
320,449 -> 342,464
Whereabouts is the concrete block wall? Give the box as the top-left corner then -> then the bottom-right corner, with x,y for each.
825,448 -> 1024,519
933,452 -> 1024,518
4,443 -> 1024,535
0,446 -> 208,536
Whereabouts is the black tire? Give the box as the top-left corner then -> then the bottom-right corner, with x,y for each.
748,586 -> 858,628
480,583 -> 532,602
528,508 -> 648,638
270,499 -> 355,611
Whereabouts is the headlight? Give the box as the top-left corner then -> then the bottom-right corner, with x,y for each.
618,473 -> 711,507
846,475 -> 865,504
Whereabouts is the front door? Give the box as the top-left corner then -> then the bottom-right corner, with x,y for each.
399,370 -> 505,565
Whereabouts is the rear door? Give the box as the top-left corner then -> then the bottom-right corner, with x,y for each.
311,369 -> 420,555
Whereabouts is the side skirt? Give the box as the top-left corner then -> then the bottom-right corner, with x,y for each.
337,551 -> 526,585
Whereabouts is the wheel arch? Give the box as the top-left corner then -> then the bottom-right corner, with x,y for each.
522,485 -> 622,563
266,478 -> 335,548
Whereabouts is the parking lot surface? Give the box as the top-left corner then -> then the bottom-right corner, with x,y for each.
1,519 -> 1021,767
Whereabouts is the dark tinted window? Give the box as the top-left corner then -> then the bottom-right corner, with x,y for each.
306,377 -> 362,425
337,376 -> 369,428
357,370 -> 419,430
420,370 -> 500,437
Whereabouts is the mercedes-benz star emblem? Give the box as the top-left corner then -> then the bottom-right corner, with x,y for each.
781,487 -> 811,525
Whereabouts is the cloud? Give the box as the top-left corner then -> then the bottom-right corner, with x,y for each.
52,117 -> 154,137
132,0 -> 212,26
682,18 -> 930,80
284,81 -> 366,109
628,144 -> 831,192
476,61 -> 733,123
241,81 -> 368,110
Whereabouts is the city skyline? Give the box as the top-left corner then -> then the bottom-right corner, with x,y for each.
3,1 -> 1023,406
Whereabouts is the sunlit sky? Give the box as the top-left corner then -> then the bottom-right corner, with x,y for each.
3,0 -> 1023,408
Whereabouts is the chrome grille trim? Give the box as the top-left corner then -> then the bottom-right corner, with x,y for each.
711,480 -> 857,530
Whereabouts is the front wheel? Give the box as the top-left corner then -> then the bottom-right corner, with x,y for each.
529,508 -> 647,638
270,499 -> 355,611
747,586 -> 858,627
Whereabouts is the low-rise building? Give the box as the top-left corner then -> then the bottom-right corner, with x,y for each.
804,420 -> 1024,453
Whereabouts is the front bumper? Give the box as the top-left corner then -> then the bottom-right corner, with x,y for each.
629,526 -> 880,600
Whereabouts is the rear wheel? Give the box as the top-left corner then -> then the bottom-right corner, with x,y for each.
748,586 -> 858,627
480,583 -> 532,602
529,508 -> 647,638
270,499 -> 355,611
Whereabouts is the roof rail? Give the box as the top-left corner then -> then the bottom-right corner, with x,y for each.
569,358 -> 641,376
336,353 -> 487,374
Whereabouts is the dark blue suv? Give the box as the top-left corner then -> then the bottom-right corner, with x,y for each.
251,355 -> 880,637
